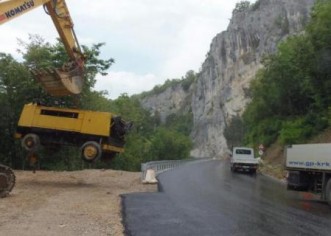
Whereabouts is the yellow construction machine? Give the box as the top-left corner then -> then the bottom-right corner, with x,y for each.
0,0 -> 128,198
16,103 -> 131,163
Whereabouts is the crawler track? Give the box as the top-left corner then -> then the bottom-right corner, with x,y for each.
0,164 -> 16,198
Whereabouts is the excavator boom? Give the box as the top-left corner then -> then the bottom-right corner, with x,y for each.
0,0 -> 85,96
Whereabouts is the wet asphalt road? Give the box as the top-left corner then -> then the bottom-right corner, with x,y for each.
122,160 -> 331,236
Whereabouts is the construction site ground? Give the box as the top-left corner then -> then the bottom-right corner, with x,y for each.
0,169 -> 156,236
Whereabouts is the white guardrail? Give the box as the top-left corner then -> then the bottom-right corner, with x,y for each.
141,159 -> 208,182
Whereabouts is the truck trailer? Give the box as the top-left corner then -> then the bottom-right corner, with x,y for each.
285,143 -> 331,205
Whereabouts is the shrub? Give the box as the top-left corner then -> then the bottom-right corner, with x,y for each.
279,118 -> 312,145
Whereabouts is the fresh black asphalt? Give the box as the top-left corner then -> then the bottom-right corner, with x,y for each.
122,160 -> 331,236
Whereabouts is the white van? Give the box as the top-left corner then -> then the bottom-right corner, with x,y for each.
230,147 -> 259,173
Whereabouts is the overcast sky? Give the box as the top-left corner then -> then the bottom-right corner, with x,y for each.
0,0 -> 255,99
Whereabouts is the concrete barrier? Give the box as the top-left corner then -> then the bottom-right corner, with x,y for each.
142,169 -> 158,184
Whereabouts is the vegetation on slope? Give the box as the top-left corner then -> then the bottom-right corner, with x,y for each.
242,0 -> 331,148
138,70 -> 196,98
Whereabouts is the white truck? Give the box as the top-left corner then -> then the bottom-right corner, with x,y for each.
230,147 -> 259,174
285,143 -> 331,205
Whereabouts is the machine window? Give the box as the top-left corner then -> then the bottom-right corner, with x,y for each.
41,109 -> 79,118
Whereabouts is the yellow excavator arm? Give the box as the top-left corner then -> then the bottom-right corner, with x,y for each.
0,0 -> 85,96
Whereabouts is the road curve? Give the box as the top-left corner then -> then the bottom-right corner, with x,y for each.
122,160 -> 331,236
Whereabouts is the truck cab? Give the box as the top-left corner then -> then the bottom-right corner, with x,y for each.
230,147 -> 259,174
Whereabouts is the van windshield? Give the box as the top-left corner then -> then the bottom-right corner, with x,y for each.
235,149 -> 251,155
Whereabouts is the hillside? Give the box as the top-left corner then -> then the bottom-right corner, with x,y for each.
140,0 -> 316,158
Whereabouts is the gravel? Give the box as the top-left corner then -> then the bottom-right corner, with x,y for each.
0,169 -> 156,236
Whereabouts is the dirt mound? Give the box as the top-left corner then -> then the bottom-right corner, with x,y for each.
0,169 -> 156,236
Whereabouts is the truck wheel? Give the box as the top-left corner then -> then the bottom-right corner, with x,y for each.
325,179 -> 331,206
80,141 -> 101,162
21,134 -> 40,152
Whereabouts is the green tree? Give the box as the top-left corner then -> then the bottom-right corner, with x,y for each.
306,0 -> 331,110
148,127 -> 192,161
0,53 -> 34,166
111,133 -> 151,171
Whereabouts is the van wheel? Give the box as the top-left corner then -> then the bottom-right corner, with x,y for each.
325,179 -> 331,206
80,141 -> 102,162
21,134 -> 40,152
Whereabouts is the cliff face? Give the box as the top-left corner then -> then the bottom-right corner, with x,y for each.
139,82 -> 192,124
141,0 -> 315,158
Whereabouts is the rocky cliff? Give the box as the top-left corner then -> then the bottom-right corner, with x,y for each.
140,0 -> 315,158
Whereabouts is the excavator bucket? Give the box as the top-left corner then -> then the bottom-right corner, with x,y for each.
31,66 -> 84,97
